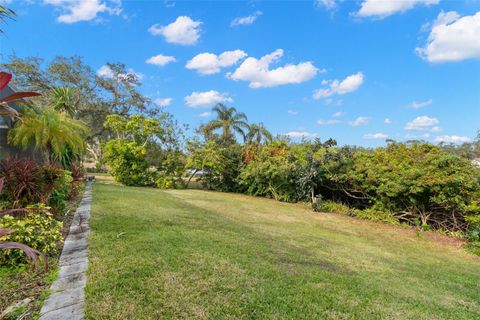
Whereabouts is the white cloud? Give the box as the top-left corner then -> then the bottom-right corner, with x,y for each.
186,50 -> 247,75
416,11 -> 480,63
349,116 -> 369,127
317,119 -> 341,125
409,98 -> 432,109
384,118 -> 392,124
356,0 -> 439,19
435,135 -> 472,144
332,111 -> 345,118
154,97 -> 172,107
364,133 -> 388,139
405,133 -> 431,140
288,110 -> 298,115
43,0 -> 121,24
199,112 -> 211,118
96,65 -> 144,81
227,49 -> 320,88
97,65 -> 114,77
146,54 -> 176,67
404,116 -> 439,131
313,72 -> 364,99
284,131 -> 319,139
231,11 -> 262,26
315,0 -> 338,10
184,90 -> 233,108
148,16 -> 202,45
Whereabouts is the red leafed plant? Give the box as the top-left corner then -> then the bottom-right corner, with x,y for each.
0,71 -> 41,117
0,177 -> 48,271
0,156 -> 43,208
70,163 -> 85,181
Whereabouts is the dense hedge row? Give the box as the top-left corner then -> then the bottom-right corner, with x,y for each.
97,110 -> 480,253
186,140 -> 480,250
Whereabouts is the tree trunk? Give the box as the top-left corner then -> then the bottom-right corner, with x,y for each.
185,169 -> 198,189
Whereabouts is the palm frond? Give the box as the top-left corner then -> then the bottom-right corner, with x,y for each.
8,107 -> 87,163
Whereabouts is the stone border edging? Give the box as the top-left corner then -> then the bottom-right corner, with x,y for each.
40,181 -> 93,320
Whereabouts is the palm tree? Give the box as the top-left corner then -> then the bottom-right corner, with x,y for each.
204,103 -> 249,143
8,107 -> 87,164
0,5 -> 15,34
51,86 -> 78,117
246,122 -> 273,144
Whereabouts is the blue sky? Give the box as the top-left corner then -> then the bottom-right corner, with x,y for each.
1,0 -> 479,146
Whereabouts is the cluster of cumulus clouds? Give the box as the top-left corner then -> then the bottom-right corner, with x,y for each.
41,0 -> 479,144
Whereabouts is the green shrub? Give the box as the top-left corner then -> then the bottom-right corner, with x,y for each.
239,141 -> 300,202
68,180 -> 85,200
313,200 -> 352,215
322,143 -> 480,231
0,210 -> 63,266
48,170 -> 73,214
156,175 -> 176,189
465,215 -> 480,242
102,114 -> 183,187
187,141 -> 244,192
355,208 -> 399,225
102,139 -> 156,186
466,241 -> 480,256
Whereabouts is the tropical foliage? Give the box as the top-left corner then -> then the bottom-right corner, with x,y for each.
246,122 -> 273,144
8,106 -> 87,164
0,71 -> 40,117
1,56 -> 156,161
200,103 -> 249,144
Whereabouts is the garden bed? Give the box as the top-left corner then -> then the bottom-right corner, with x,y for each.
0,183 -> 86,319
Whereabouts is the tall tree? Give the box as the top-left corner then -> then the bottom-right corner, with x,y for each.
1,55 -> 155,160
203,103 -> 249,144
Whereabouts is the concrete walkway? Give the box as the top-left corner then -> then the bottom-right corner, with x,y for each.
40,181 -> 92,320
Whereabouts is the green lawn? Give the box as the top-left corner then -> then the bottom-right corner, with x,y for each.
85,182 -> 480,320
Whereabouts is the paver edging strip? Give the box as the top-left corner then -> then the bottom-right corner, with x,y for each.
40,181 -> 93,320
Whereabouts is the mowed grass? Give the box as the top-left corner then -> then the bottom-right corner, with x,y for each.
85,182 -> 480,320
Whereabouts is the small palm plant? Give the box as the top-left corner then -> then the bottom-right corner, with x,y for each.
8,107 -> 87,164
51,86 -> 78,117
